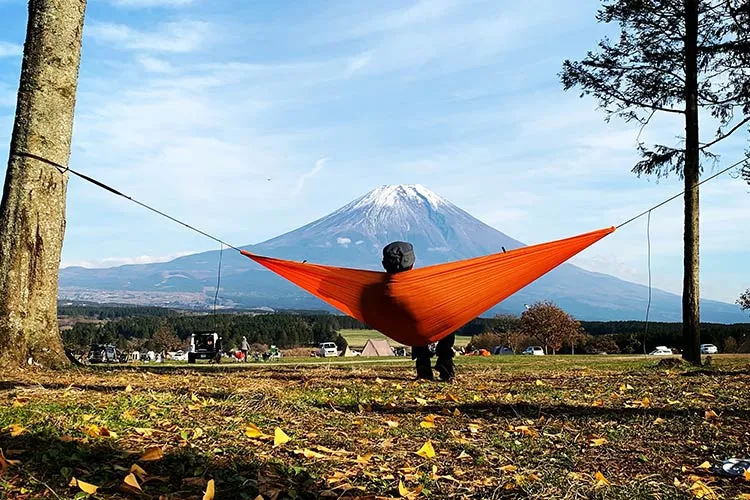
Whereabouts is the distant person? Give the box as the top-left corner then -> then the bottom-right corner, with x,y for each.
241,336 -> 250,363
381,241 -> 456,382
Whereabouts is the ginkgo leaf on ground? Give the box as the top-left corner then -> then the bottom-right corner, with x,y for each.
744,469 -> 750,481
245,423 -> 267,439
204,479 -> 215,500
688,480 -> 718,499
140,447 -> 164,461
697,461 -> 711,469
594,471 -> 610,488
416,441 -> 435,459
274,427 -> 291,447
295,448 -> 325,459
590,437 -> 608,447
7,424 -> 26,437
499,465 -> 517,473
192,427 -> 204,440
122,473 -> 142,492
70,477 -> 99,494
130,464 -> 148,478
398,480 -> 423,498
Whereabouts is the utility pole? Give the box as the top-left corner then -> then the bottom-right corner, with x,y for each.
0,0 -> 87,368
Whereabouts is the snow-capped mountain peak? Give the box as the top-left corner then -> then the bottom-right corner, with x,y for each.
346,184 -> 447,211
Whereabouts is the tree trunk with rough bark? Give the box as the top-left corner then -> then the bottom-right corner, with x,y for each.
0,0 -> 87,369
682,0 -> 701,366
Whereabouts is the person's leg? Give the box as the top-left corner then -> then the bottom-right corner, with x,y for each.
434,333 -> 456,381
411,345 -> 433,380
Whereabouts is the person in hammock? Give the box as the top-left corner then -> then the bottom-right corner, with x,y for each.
381,241 -> 456,382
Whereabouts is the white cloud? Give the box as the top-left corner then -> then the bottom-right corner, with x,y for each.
136,55 -> 175,73
336,237 -> 351,246
345,52 -> 372,76
61,251 -> 196,269
0,41 -> 22,58
295,158 -> 328,195
110,0 -> 195,7
86,20 -> 211,53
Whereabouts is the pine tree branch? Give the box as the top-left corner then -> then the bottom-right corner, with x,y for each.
699,115 -> 750,150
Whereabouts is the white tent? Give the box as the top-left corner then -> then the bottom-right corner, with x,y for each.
361,339 -> 394,357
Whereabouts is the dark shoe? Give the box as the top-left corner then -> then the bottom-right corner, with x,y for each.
416,362 -> 434,380
435,357 -> 455,382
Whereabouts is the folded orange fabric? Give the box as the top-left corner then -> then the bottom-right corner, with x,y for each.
241,227 -> 615,345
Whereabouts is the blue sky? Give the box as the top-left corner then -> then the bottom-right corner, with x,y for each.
0,0 -> 748,304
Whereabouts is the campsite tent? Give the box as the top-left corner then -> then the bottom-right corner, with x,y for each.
340,346 -> 358,357
361,339 -> 394,357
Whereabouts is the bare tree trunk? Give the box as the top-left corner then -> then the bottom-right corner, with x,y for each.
0,0 -> 87,369
682,0 -> 701,366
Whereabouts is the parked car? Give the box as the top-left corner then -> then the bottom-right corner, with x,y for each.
493,346 -> 514,355
318,342 -> 338,357
87,343 -> 121,363
188,331 -> 222,363
522,346 -> 545,356
648,346 -> 673,356
700,344 -> 718,354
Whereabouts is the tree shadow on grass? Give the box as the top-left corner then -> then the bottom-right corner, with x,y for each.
314,399 -> 749,421
0,432 -> 332,500
0,380 -> 239,401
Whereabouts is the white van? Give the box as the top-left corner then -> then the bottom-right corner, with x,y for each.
318,342 -> 338,357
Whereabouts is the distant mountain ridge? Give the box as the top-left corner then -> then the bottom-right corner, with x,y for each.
59,184 -> 748,323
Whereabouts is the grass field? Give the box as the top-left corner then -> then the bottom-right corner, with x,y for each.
339,329 -> 472,349
1,355 -> 749,499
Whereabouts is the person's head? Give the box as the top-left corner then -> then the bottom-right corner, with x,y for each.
382,241 -> 415,273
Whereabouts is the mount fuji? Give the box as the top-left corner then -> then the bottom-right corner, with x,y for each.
59,184 -> 748,323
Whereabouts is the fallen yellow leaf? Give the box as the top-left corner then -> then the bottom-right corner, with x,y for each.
0,448 -> 21,471
653,417 -> 665,424
499,465 -> 518,473
467,423 -> 480,434
385,419 -> 399,428
129,464 -> 148,479
697,461 -> 711,469
535,379 -> 545,386
688,480 -> 717,499
416,440 -> 435,459
203,478 -> 215,500
123,473 -> 142,492
420,421 -> 435,429
125,385 -> 133,393
7,424 -> 26,437
296,448 -> 325,459
457,450 -> 472,460
415,397 -> 427,405
356,453 -> 372,465
591,399 -> 603,407
192,427 -> 204,440
590,437 -> 608,447
274,427 -> 291,447
398,480 -> 423,498
594,471 -> 610,488
140,447 -> 164,461
70,477 -> 99,494
744,469 -> 750,481
245,423 -> 266,439
704,410 -> 718,420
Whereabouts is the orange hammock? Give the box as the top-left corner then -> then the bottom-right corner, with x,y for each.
241,227 -> 615,346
